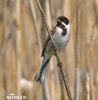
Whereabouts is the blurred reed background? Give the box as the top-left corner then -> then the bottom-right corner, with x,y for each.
0,0 -> 98,100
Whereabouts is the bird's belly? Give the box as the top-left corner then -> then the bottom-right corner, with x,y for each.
53,36 -> 68,51
47,39 -> 67,53
46,32 -> 70,54
55,40 -> 67,51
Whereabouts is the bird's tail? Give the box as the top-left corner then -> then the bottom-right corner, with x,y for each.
34,54 -> 51,84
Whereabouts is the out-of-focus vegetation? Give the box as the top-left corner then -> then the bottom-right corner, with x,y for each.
0,0 -> 98,100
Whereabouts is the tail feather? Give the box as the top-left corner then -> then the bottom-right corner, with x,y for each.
34,54 -> 51,84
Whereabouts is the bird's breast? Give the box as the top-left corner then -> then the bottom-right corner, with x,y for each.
52,27 -> 71,51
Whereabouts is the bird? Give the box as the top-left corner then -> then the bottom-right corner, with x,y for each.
34,16 -> 71,84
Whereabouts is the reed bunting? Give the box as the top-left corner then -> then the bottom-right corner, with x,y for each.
34,16 -> 71,84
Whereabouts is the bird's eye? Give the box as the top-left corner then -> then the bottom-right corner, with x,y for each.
57,21 -> 61,26
62,25 -> 65,28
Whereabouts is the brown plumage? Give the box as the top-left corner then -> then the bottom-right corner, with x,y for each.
41,27 -> 56,57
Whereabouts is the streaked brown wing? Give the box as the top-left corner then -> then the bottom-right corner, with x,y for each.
41,27 -> 56,57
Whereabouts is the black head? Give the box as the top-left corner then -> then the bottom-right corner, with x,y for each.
56,16 -> 69,36
57,16 -> 69,25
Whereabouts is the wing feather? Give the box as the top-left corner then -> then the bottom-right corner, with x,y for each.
41,27 -> 56,57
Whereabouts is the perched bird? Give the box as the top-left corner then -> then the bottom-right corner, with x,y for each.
34,16 -> 71,84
